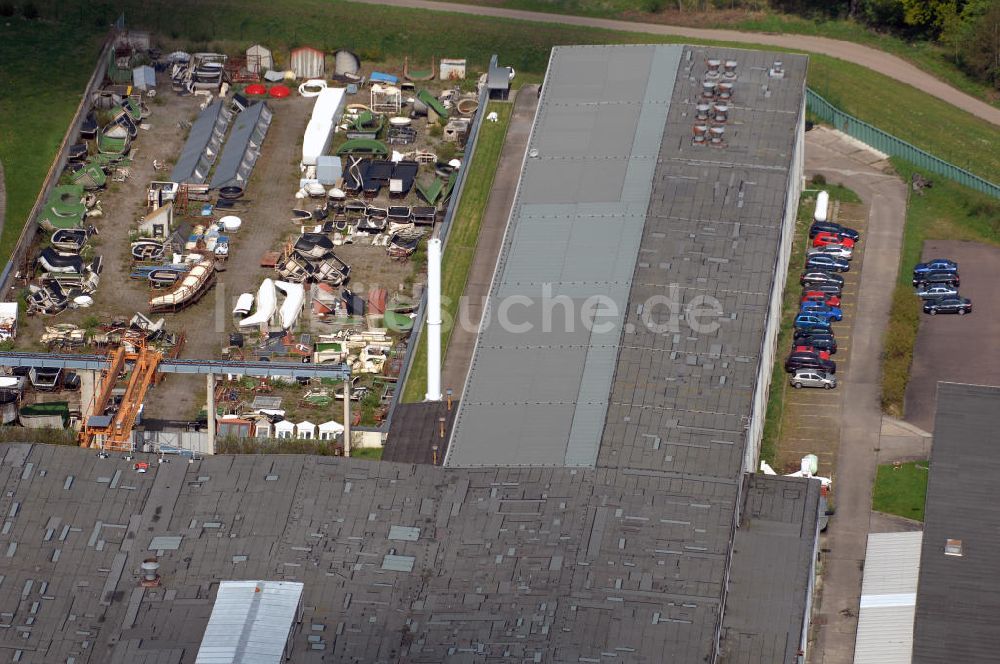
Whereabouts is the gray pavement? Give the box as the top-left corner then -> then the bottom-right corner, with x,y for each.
440,86 -> 538,396
804,127 -> 908,664
903,240 -> 1000,433
353,0 -> 1000,128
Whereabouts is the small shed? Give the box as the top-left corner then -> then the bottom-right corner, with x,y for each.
487,54 -> 513,101
318,420 -> 344,441
217,417 -> 253,439
274,419 -> 295,439
138,202 -> 173,238
296,420 -> 316,439
0,302 -> 17,341
290,46 -> 325,80
439,58 -> 466,81
246,44 -> 273,74
316,156 -> 342,185
132,65 -> 156,91
253,418 -> 272,439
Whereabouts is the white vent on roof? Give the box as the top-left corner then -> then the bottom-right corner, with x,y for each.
769,61 -> 785,79
944,538 -> 963,556
723,60 -> 737,79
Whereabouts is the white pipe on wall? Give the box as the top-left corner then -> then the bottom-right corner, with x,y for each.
425,238 -> 443,401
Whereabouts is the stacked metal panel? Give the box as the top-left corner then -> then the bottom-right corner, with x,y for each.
170,100 -> 232,183
209,102 -> 272,190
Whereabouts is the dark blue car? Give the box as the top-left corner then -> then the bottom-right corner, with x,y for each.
913,258 -> 957,277
809,221 -> 860,241
800,301 -> 843,321
805,254 -> 850,272
793,331 -> 837,355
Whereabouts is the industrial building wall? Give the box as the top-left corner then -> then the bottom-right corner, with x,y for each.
742,87 -> 806,472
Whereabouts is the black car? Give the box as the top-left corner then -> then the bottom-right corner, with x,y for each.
923,296 -> 972,315
801,283 -> 842,298
805,254 -> 850,272
912,270 -> 960,288
801,270 -> 845,288
793,332 -> 837,355
809,221 -> 860,242
785,351 -> 837,374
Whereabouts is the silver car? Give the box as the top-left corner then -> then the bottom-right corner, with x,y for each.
790,369 -> 837,389
808,244 -> 853,261
915,284 -> 959,299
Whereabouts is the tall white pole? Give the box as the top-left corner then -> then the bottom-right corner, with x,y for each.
425,238 -> 442,401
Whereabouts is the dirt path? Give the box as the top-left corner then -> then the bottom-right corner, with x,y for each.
352,0 -> 1000,127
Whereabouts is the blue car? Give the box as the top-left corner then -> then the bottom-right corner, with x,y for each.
913,258 -> 957,277
800,301 -> 843,321
805,254 -> 850,272
794,313 -> 832,332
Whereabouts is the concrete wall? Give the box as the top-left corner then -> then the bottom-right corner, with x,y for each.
742,87 -> 807,473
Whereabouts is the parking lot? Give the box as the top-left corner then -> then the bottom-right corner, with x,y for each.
775,199 -> 868,475
904,240 -> 1000,433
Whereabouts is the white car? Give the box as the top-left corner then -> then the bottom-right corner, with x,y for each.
915,284 -> 958,299
790,369 -> 837,389
808,244 -> 853,261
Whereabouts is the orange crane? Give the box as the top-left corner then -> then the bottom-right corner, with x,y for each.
78,334 -> 163,452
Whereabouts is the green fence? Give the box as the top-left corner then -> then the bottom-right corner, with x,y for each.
806,88 -> 1000,200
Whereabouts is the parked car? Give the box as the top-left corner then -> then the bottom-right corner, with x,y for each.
923,296 -> 972,315
915,284 -> 959,300
800,270 -> 845,288
805,254 -> 850,272
913,258 -> 958,277
785,351 -> 836,374
793,331 -> 837,355
800,301 -> 843,321
813,232 -> 855,249
790,369 -> 837,389
794,313 -> 832,332
792,344 -> 831,361
810,221 -> 860,241
802,290 -> 841,307
912,270 -> 960,288
808,243 -> 853,260
801,283 -> 843,298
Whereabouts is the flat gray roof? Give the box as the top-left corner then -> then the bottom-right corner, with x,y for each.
0,443 -> 739,663
719,474 -> 820,664
913,382 -> 1000,664
448,44 -> 682,467
448,45 -> 806,471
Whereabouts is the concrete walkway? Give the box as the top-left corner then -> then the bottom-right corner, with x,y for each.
804,128 -> 907,664
353,0 -> 1000,127
440,87 -> 539,396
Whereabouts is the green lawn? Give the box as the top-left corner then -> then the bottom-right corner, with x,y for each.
872,460 -> 929,521
0,19 -> 103,261
880,160 -> 1000,416
401,101 -> 513,403
4,2 -> 998,275
428,1 -> 999,108
759,181 -> 857,467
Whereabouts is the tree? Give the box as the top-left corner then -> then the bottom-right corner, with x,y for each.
900,0 -> 961,36
958,1 -> 1000,89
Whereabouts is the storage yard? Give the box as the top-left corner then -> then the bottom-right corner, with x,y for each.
2,33 -> 503,438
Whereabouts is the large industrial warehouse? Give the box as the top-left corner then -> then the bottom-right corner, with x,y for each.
0,45 -> 820,664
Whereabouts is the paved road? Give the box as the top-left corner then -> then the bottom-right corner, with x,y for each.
441,87 -> 539,395
804,129 -> 907,664
352,0 -> 1000,127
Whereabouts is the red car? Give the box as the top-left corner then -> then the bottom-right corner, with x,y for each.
813,232 -> 855,249
793,344 -> 831,361
801,290 -> 841,307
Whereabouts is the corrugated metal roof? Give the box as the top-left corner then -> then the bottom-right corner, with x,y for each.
381,554 -> 415,572
195,580 -> 303,664
387,525 -> 420,541
854,531 -> 922,664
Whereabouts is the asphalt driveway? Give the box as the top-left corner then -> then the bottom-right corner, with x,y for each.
904,240 -> 1000,432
